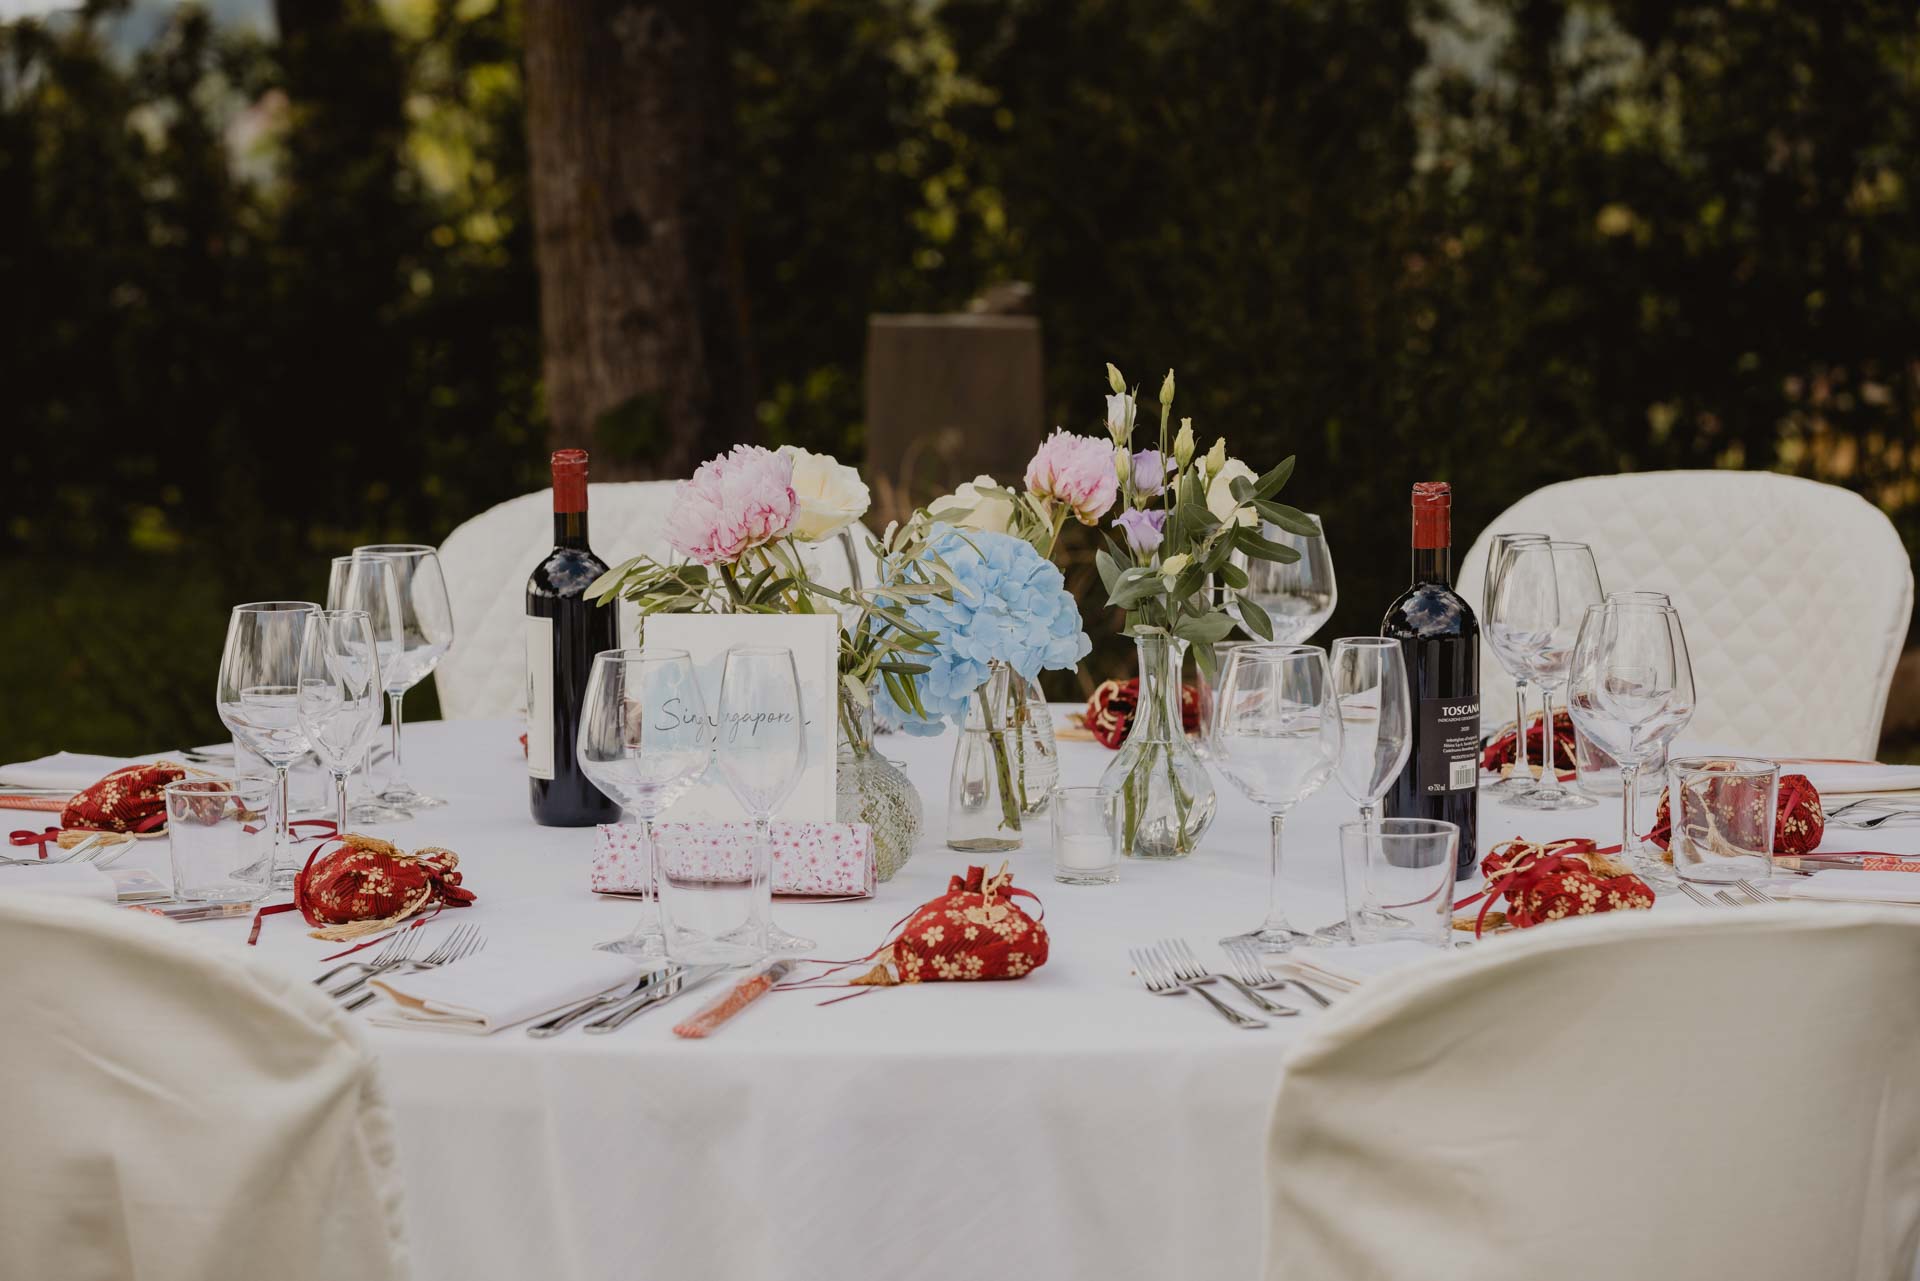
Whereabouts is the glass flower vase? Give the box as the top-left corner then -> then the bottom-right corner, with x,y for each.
1007,673 -> 1059,817
836,685 -> 922,881
1100,633 -> 1217,859
947,661 -> 1023,852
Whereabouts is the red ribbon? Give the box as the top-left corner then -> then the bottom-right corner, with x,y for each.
9,827 -> 61,859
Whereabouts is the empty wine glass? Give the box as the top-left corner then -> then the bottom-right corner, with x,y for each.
327,554 -> 410,823
1482,532 -> 1549,798
296,609 -> 385,833
1210,644 -> 1341,952
216,601 -> 318,887
1192,639 -> 1254,761
1488,540 -> 1603,811
351,544 -> 455,810
1567,601 -> 1695,886
711,645 -> 813,956
1228,513 -> 1336,643
578,648 -> 711,959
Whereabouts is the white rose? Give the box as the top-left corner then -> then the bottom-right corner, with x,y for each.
927,474 -> 1016,534
1205,458 -> 1259,528
779,445 -> 871,542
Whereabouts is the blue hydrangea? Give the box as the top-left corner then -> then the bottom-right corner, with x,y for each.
879,525 -> 1091,733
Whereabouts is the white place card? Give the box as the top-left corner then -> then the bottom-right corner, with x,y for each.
642,613 -> 838,823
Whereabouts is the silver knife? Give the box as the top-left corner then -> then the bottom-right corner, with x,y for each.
584,964 -> 727,1033
525,965 -> 673,1038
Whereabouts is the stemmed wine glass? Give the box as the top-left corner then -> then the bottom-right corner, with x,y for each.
216,601 -> 318,887
1482,532 -> 1548,798
1488,540 -> 1603,811
1567,601 -> 1696,887
712,645 -> 814,956
1209,644 -> 1341,953
1228,513 -> 1336,643
327,554 -> 410,823
350,544 -> 455,811
577,648 -> 712,959
1306,637 -> 1414,946
295,609 -> 385,833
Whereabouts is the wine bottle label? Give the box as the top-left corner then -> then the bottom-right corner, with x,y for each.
1417,695 -> 1480,795
526,615 -> 555,781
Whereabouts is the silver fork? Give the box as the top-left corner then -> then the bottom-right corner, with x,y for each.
333,923 -> 486,1000
327,928 -> 432,997
1677,881 -> 1720,908
1158,938 -> 1296,1017
1221,940 -> 1333,1008
314,926 -> 420,988
1129,947 -> 1264,1029
1736,880 -> 1778,904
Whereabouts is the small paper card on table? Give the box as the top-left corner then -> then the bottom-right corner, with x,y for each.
591,821 -> 875,900
641,613 -> 839,823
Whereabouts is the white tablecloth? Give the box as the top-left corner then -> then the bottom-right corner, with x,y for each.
87,716 -> 1920,1281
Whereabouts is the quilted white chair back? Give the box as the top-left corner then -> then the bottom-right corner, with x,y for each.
0,894 -> 408,1281
435,481 -> 679,719
1265,907 -> 1920,1281
1456,471 -> 1912,758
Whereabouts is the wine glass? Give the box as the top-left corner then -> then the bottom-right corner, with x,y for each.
216,601 -> 318,887
1209,644 -> 1341,952
1489,540 -> 1603,811
327,554 -> 410,823
350,544 -> 455,810
1482,532 -> 1549,798
1567,601 -> 1695,886
1228,513 -> 1336,643
1192,638 -> 1254,761
711,645 -> 814,956
296,609 -> 385,833
577,648 -> 711,959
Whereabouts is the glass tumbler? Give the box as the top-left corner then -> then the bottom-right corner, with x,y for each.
1051,786 -> 1119,885
166,776 -> 276,903
1667,756 -> 1779,884
1339,817 -> 1459,948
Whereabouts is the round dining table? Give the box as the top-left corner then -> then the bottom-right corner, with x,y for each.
134,715 -> 1710,1280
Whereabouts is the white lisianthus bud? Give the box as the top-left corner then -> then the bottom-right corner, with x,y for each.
1159,369 -> 1175,407
1114,448 -> 1130,486
1160,552 -> 1192,582
1173,419 -> 1195,469
1204,437 -> 1228,478
1106,362 -> 1126,395
1104,392 -> 1135,445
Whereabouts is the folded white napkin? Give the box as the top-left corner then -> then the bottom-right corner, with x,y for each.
1767,871 -> 1920,906
0,864 -> 116,902
1789,762 -> 1920,796
1272,940 -> 1444,993
0,751 -> 139,791
367,947 -> 650,1035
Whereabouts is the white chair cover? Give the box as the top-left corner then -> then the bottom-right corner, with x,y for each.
1456,470 -> 1913,759
1266,907 -> 1920,1281
0,895 -> 407,1281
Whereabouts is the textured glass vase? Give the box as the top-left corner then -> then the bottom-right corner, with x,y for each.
1007,673 -> 1059,817
835,687 -> 922,881
947,661 -> 1024,852
1100,633 -> 1217,859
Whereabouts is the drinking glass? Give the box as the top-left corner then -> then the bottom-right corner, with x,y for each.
1482,532 -> 1548,798
1488,540 -> 1603,811
1339,817 -> 1459,947
216,601 -> 318,887
1051,786 -> 1120,885
326,554 -> 409,823
1209,644 -> 1341,952
710,645 -> 812,957
296,609 -> 385,833
165,776 -> 275,903
1667,757 -> 1778,884
1566,601 -> 1696,885
1330,637 -> 1412,829
1192,639 -> 1253,761
1228,513 -> 1336,643
350,544 -> 455,810
578,648 -> 711,958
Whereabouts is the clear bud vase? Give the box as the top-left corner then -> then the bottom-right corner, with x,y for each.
1100,632 -> 1217,859
947,661 -> 1023,852
836,684 -> 923,881
1008,673 -> 1059,817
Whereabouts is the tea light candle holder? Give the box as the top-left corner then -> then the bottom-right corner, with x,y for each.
1051,786 -> 1119,885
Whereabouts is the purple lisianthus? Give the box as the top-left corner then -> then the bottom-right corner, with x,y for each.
1130,449 -> 1167,498
1114,507 -> 1167,554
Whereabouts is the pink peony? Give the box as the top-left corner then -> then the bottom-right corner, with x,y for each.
667,444 -> 799,565
1025,429 -> 1119,525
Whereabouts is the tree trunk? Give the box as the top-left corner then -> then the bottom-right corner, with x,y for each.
523,0 -> 754,478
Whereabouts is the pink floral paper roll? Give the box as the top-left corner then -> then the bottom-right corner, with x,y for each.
590,821 -> 875,899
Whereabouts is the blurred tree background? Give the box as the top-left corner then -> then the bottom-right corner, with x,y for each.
2,0 -> 1917,757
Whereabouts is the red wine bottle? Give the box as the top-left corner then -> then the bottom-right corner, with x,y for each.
527,448 -> 621,827
1380,481 -> 1480,878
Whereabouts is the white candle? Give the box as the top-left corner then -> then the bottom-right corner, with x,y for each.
1057,833 -> 1114,872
